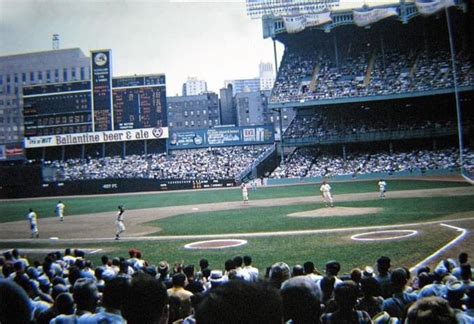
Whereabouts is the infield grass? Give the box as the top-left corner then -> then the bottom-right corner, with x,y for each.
0,179 -> 470,223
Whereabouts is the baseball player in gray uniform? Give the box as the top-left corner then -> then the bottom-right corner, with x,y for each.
55,201 -> 65,221
320,181 -> 334,207
27,208 -> 39,238
115,205 -> 125,240
378,179 -> 387,199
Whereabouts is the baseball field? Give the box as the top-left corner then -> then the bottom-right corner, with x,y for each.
0,177 -> 473,275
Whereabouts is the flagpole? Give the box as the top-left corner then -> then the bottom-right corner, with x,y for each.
444,5 -> 464,174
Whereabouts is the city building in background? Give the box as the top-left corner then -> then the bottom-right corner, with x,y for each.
235,90 -> 270,127
167,93 -> 220,131
259,62 -> 275,91
182,77 -> 208,96
0,48 -> 90,145
224,78 -> 260,96
219,84 -> 236,126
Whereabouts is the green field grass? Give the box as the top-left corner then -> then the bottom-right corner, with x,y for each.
0,179 -> 473,276
0,179 -> 469,223
146,195 -> 474,235
1,220 -> 469,274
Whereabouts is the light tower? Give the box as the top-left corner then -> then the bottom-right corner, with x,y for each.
52,34 -> 60,50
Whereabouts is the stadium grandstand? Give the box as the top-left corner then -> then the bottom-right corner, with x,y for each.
258,0 -> 474,184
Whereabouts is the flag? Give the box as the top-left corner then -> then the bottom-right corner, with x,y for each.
353,7 -> 398,27
415,0 -> 455,16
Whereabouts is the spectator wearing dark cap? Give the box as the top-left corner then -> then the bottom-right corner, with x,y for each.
167,272 -> 193,318
321,280 -> 372,324
122,272 -> 169,324
183,264 -> 204,294
243,255 -> 259,282
356,276 -> 383,318
195,258 -> 209,281
12,249 -> 30,268
405,296 -> 457,324
452,252 -> 469,279
304,261 -> 323,285
318,260 -> 342,300
382,268 -> 418,319
195,280 -> 282,323
375,256 -> 392,299
233,256 -> 251,281
418,266 -> 448,298
325,261 -> 342,283
281,276 -> 322,324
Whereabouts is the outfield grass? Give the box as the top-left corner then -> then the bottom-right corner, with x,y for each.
0,179 -> 469,223
147,195 -> 474,235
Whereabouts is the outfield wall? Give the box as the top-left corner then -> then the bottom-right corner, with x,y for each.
0,178 -> 235,199
266,168 -> 463,186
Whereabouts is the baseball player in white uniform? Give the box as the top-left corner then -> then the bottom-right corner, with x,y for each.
27,208 -> 39,238
320,181 -> 334,207
55,201 -> 65,221
378,179 -> 387,199
115,205 -> 125,240
241,183 -> 249,204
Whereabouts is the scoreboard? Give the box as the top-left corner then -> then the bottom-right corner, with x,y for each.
23,50 -> 168,147
112,75 -> 167,130
23,81 -> 92,137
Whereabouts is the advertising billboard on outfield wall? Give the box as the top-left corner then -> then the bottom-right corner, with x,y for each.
24,127 -> 169,148
168,125 -> 274,149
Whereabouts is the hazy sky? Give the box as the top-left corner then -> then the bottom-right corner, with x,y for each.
0,0 -> 400,96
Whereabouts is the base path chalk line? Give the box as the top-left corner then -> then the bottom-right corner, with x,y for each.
2,216 -> 472,244
409,223 -> 468,273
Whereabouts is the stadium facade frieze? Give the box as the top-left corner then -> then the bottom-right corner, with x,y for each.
24,127 -> 169,148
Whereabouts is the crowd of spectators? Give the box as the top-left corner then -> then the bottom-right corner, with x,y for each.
44,146 -> 270,182
1,248 -> 473,323
270,147 -> 473,178
271,45 -> 474,104
283,106 -> 461,140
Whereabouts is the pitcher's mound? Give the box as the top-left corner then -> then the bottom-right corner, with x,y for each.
288,207 -> 383,218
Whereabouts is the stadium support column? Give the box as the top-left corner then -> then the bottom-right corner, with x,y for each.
445,6 -> 464,172
102,143 -> 105,158
278,108 -> 284,166
81,145 -> 85,160
122,142 -> 126,158
342,144 -> 346,161
61,146 -> 65,161
334,35 -> 339,71
273,39 -> 278,75
144,139 -> 148,155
